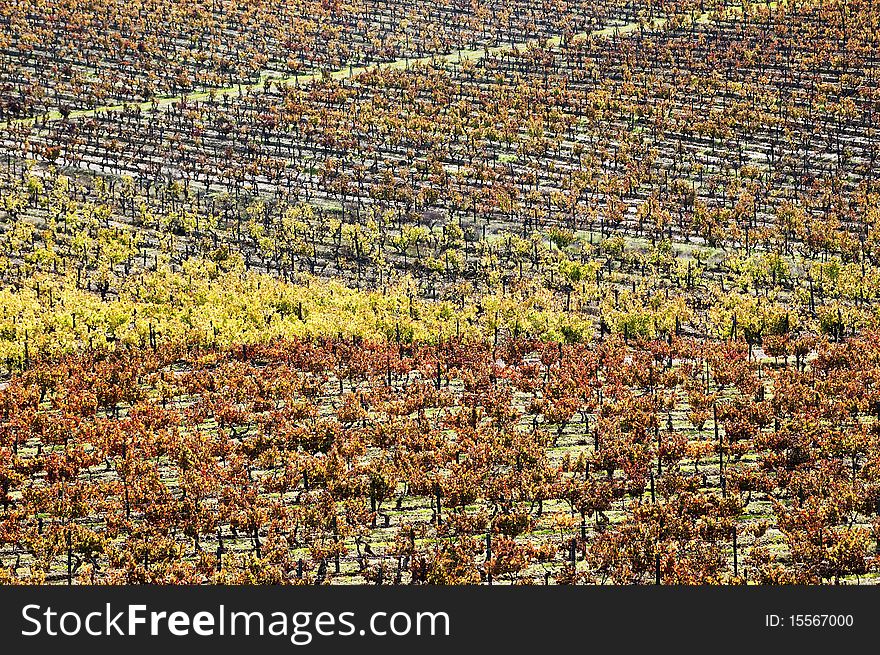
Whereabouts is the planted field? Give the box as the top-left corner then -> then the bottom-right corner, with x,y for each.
2,0 -> 880,584
4,335 -> 880,584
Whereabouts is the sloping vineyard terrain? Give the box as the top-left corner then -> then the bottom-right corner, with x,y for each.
2,0 -> 880,584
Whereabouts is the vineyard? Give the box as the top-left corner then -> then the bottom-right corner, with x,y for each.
2,0 -> 880,584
